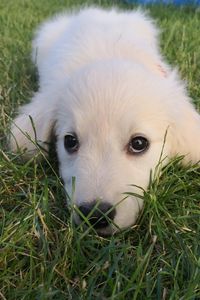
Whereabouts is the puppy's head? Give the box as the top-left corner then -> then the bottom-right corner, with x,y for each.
10,60 -> 200,235
54,60 -> 199,235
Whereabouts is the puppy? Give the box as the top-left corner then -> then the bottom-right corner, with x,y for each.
10,7 -> 200,235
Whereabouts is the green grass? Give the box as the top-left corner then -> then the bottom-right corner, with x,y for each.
1,0 -> 200,299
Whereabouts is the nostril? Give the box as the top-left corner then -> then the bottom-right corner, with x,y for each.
78,201 -> 116,229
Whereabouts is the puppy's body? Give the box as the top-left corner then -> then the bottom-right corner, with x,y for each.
10,7 -> 200,235
33,8 -> 165,86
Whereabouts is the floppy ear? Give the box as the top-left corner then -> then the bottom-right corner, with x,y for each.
9,92 -> 56,159
170,98 -> 200,165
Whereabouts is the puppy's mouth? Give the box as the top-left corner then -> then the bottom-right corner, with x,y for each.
95,226 -> 114,237
74,216 -> 115,236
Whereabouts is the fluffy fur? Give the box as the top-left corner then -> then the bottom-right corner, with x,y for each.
10,7 -> 200,235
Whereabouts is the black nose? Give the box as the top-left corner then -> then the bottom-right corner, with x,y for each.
78,202 -> 116,229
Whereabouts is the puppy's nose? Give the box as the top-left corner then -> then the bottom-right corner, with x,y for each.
78,202 -> 116,229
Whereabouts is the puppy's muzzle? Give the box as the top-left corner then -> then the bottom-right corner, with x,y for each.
78,201 -> 116,229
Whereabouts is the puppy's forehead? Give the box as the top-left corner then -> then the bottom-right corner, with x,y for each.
57,61 -> 172,137
58,99 -> 168,145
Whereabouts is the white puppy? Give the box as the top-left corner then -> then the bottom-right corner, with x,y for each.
10,7 -> 200,235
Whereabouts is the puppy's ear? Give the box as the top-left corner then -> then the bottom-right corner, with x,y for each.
9,92 -> 56,159
170,98 -> 200,165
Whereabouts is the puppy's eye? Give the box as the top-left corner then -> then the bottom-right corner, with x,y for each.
128,135 -> 149,154
64,133 -> 79,153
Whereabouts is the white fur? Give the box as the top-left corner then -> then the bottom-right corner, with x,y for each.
10,7 -> 200,234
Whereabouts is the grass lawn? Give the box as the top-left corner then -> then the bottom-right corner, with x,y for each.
1,0 -> 200,299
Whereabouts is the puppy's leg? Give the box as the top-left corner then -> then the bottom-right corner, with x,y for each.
9,92 -> 56,159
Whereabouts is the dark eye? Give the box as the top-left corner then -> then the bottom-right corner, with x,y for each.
128,135 -> 149,154
64,133 -> 79,154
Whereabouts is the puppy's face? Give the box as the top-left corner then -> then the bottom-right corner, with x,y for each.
55,61 -> 174,235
